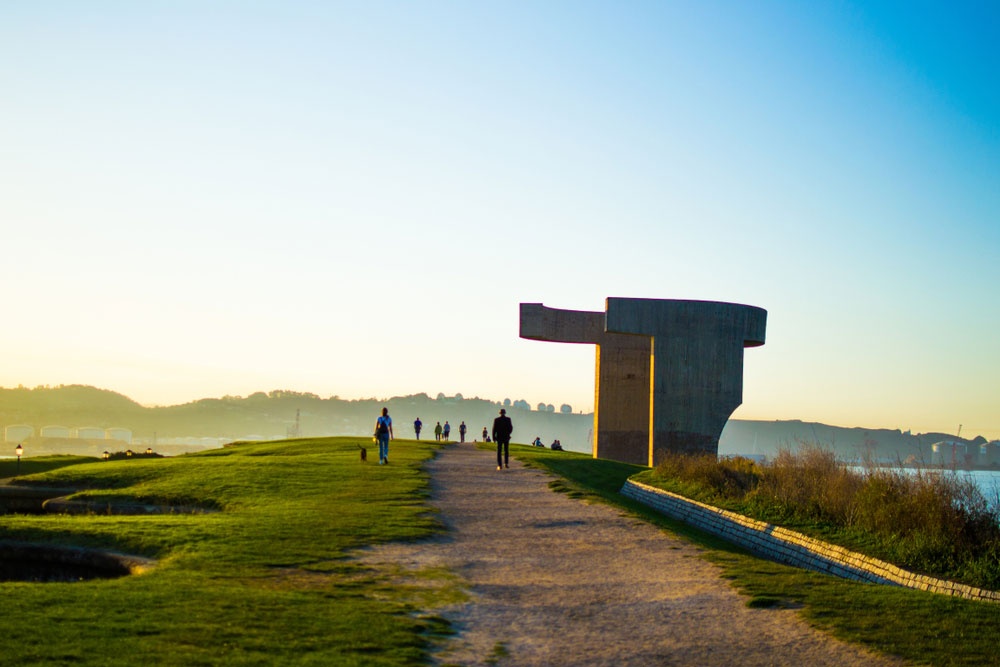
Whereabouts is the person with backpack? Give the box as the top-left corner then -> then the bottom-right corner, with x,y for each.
374,407 -> 394,465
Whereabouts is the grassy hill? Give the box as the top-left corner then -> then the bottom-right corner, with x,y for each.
0,385 -> 594,453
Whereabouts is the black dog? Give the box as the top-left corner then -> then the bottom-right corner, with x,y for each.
358,444 -> 367,463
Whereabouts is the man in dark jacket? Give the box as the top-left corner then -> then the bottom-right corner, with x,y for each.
492,408 -> 514,471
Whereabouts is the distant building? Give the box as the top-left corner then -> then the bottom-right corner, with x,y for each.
931,440 -> 966,467
75,426 -> 105,439
105,427 -> 133,444
40,425 -> 71,438
4,424 -> 34,442
981,441 -> 1000,467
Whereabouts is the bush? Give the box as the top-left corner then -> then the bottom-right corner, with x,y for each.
654,453 -> 760,501
749,447 -> 864,524
652,445 -> 1000,588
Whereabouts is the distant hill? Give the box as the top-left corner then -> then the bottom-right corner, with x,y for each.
718,419 -> 978,465
0,385 -> 983,464
0,385 -> 592,454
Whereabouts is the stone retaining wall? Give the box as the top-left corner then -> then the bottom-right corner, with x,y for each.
621,478 -> 1000,603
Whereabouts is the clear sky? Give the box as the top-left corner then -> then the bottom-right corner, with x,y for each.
2,2 -> 997,439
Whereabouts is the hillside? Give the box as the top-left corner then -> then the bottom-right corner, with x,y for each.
718,419 -> 979,466
0,386 -> 592,454
0,385 -> 983,464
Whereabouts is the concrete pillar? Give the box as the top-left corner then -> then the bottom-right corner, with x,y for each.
519,303 -> 651,465
605,297 -> 766,463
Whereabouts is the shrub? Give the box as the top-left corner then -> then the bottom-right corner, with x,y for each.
654,453 -> 759,501
748,447 -> 863,523
652,444 -> 1000,588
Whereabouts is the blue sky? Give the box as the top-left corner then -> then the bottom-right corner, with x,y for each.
2,2 -> 997,439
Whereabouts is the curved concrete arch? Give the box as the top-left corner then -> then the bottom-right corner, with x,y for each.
606,298 -> 766,462
520,303 -> 651,465
520,298 -> 767,465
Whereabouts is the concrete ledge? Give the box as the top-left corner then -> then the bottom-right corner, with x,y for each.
0,485 -> 79,513
41,498 -> 217,515
621,478 -> 1000,603
1,483 -> 216,516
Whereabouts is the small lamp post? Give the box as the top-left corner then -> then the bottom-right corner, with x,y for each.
103,450 -> 110,461
15,443 -> 23,475
145,447 -> 153,456
125,449 -> 133,458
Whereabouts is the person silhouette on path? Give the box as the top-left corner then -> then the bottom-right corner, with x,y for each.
459,421 -> 467,443
492,408 -> 513,471
434,422 -> 443,441
413,417 -> 423,440
443,421 -> 451,441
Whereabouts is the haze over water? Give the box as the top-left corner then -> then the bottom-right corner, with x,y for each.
2,2 -> 997,440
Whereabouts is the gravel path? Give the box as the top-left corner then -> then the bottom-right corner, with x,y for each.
360,444 -> 905,666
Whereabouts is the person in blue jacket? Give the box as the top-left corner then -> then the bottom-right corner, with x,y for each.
374,407 -> 393,465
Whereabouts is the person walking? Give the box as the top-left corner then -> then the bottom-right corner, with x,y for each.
374,407 -> 394,465
413,417 -> 422,440
482,426 -> 489,442
459,421 -> 467,443
434,421 -> 443,442
492,408 -> 513,471
443,421 -> 451,441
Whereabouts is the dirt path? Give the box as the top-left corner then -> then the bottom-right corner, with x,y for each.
360,444 -> 905,666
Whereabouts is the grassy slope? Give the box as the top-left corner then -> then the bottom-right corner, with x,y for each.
0,438 -> 451,666
5,441 -> 1000,666
510,445 -> 1000,667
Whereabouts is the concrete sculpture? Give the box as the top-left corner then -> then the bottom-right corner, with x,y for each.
520,298 -> 766,465
519,303 -> 651,465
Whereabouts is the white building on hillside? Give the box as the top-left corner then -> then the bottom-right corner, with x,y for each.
106,427 -> 133,444
4,424 -> 34,442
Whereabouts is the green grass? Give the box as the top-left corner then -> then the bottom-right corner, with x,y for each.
0,438 -> 454,666
8,440 -> 1000,666
510,444 -> 1000,667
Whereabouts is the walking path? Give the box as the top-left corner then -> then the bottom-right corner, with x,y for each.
360,444 -> 904,666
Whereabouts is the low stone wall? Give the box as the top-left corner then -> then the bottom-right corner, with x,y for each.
42,498 -> 217,515
621,478 -> 1000,603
